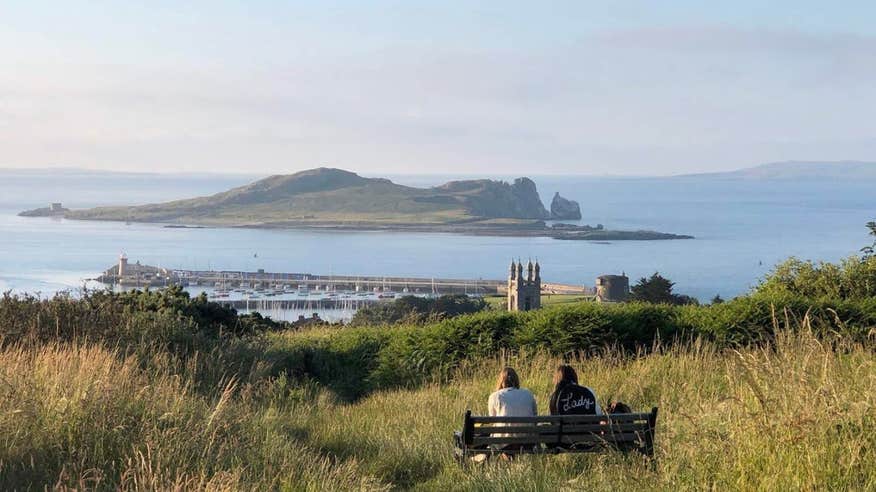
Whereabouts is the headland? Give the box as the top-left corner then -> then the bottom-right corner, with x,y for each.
21,168 -> 693,241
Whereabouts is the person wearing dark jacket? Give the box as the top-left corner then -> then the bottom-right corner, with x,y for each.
548,365 -> 604,415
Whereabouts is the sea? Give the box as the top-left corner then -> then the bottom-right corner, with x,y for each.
1,169 -> 872,320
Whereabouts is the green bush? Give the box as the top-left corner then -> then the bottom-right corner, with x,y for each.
514,302 -> 682,353
274,294 -> 876,397
757,256 -> 876,300
349,294 -> 487,325
0,287 -> 285,352
371,311 -> 520,387
267,327 -> 396,400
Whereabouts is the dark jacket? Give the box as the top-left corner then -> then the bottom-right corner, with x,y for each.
549,380 -> 603,415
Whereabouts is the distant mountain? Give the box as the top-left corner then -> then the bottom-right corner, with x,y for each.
65,167 -> 555,226
680,161 -> 876,180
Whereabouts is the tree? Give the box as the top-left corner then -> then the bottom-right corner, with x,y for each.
630,272 -> 699,305
862,221 -> 876,259
674,294 -> 700,306
757,256 -> 876,301
630,273 -> 676,304
711,294 -> 725,304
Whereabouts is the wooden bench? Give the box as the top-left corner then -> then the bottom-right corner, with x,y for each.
454,407 -> 658,460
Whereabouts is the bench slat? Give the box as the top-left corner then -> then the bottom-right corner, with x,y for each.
562,434 -> 644,445
470,413 -> 651,425
477,447 -> 623,455
587,414 -> 650,424
471,433 -> 643,446
471,423 -> 648,435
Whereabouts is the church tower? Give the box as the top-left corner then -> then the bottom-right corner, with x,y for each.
507,259 -> 541,311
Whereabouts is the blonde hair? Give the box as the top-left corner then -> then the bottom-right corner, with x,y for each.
495,367 -> 521,391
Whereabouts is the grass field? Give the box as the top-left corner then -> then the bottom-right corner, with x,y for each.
2,324 -> 873,490
3,263 -> 875,490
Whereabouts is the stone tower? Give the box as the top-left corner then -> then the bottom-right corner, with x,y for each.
118,253 -> 128,277
507,259 -> 541,311
595,273 -> 630,302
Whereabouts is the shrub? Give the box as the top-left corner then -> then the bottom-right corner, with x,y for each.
349,294 -> 487,325
756,256 -> 876,300
0,287 -> 285,352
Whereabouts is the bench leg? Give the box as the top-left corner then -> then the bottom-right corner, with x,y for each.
453,432 -> 470,466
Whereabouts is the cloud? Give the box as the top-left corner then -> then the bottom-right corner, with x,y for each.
1,26 -> 875,174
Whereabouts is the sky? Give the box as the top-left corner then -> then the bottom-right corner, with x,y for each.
1,1 -> 875,176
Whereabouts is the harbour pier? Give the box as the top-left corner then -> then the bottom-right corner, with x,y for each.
175,270 -> 503,295
97,256 -> 590,297
97,255 -> 506,295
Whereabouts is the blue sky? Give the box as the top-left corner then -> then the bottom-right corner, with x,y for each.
2,1 -> 875,175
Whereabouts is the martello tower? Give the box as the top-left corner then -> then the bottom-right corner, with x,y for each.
507,260 -> 541,311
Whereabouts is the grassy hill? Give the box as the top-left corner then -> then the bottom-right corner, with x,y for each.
2,255 -> 874,489
66,167 -> 552,226
1,301 -> 873,489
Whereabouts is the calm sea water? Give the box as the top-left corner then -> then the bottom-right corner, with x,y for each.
1,169 -> 872,304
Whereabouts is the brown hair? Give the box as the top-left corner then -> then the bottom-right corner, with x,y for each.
495,367 -> 521,391
553,365 -> 578,387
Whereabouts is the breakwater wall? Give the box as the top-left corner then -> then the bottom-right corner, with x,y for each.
173,270 -> 504,295
98,264 -> 589,296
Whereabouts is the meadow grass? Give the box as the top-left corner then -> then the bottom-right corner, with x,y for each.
1,324 -> 873,490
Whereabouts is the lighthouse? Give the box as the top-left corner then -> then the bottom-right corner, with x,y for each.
118,253 -> 128,277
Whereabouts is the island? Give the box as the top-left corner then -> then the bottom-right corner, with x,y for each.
18,202 -> 69,217
28,168 -> 692,241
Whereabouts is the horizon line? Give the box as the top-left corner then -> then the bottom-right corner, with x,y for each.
1,159 -> 875,180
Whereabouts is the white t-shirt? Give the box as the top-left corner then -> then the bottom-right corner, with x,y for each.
488,387 -> 538,417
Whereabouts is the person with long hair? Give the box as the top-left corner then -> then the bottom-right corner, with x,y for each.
482,367 -> 537,458
488,367 -> 537,417
548,364 -> 603,415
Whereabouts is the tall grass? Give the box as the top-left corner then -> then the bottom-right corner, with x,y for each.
1,321 -> 873,490
289,325 -> 875,490
0,341 -> 377,490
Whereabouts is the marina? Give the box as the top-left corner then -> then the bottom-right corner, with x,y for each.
92,255 -> 590,321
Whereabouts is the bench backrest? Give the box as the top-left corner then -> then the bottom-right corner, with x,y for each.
461,407 -> 658,456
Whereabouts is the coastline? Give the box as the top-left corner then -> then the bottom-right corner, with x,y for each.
241,221 -> 694,240
47,214 -> 694,241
